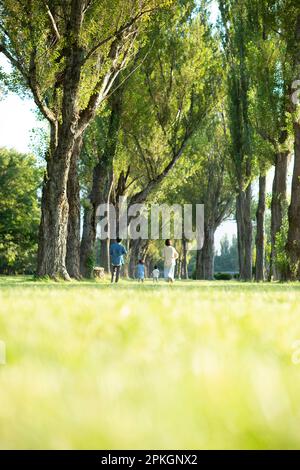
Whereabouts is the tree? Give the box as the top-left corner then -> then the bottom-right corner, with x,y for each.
0,148 -> 41,274
283,3 -> 300,279
0,0 -> 170,279
246,0 -> 292,281
214,234 -> 239,273
176,114 -> 233,280
219,0 -> 255,281
254,175 -> 266,280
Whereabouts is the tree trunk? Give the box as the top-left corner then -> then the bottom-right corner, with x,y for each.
196,224 -> 215,280
236,183 -> 252,281
37,4 -> 85,279
80,88 -> 122,278
127,239 -> 150,278
182,238 -> 189,279
80,167 -> 114,277
145,257 -> 150,279
128,239 -> 141,278
286,13 -> 300,279
37,143 -> 74,280
66,136 -> 83,279
80,204 -> 96,278
100,239 -> 110,273
178,256 -> 183,279
287,122 -> 300,279
255,175 -> 266,282
270,150 -> 288,280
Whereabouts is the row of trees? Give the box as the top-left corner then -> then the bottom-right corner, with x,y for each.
217,0 -> 300,281
1,0 -> 300,281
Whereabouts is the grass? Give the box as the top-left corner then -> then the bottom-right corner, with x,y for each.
1,275 -> 300,449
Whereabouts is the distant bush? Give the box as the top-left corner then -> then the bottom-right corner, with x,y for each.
0,148 -> 41,274
191,269 -> 197,280
214,272 -> 232,281
214,235 -> 239,273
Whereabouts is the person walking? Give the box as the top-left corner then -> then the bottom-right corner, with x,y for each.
152,265 -> 160,282
110,238 -> 127,283
163,239 -> 179,283
136,259 -> 145,283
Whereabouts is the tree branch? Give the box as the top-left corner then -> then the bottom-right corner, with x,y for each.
28,50 -> 57,123
0,41 -> 56,123
0,42 -> 26,77
131,133 -> 152,180
130,135 -> 191,205
84,7 -> 157,63
44,2 -> 61,41
255,125 -> 277,149
77,28 -> 138,135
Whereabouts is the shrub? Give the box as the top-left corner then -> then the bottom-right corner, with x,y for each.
214,272 -> 232,281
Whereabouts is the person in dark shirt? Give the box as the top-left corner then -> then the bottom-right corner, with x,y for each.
110,238 -> 127,283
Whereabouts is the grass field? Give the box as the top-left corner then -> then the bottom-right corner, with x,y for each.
1,276 -> 300,449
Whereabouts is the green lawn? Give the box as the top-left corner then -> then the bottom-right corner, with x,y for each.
0,276 -> 300,449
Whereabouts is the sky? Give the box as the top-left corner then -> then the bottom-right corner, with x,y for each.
210,0 -> 219,24
0,93 -> 40,153
0,56 -> 46,153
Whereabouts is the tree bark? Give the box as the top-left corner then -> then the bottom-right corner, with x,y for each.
177,255 -> 182,280
37,139 -> 76,280
255,175 -> 266,282
236,183 -> 252,281
196,224 -> 215,280
100,239 -> 110,273
66,136 -> 83,279
80,204 -> 94,278
128,239 -> 140,278
181,237 -> 189,279
270,150 -> 288,280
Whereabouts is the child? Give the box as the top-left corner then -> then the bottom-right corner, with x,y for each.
136,259 -> 145,283
152,265 -> 160,282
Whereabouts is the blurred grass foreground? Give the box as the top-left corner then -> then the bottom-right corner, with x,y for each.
0,276 -> 300,449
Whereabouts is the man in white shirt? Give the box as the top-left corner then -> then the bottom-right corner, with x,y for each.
163,239 -> 179,282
